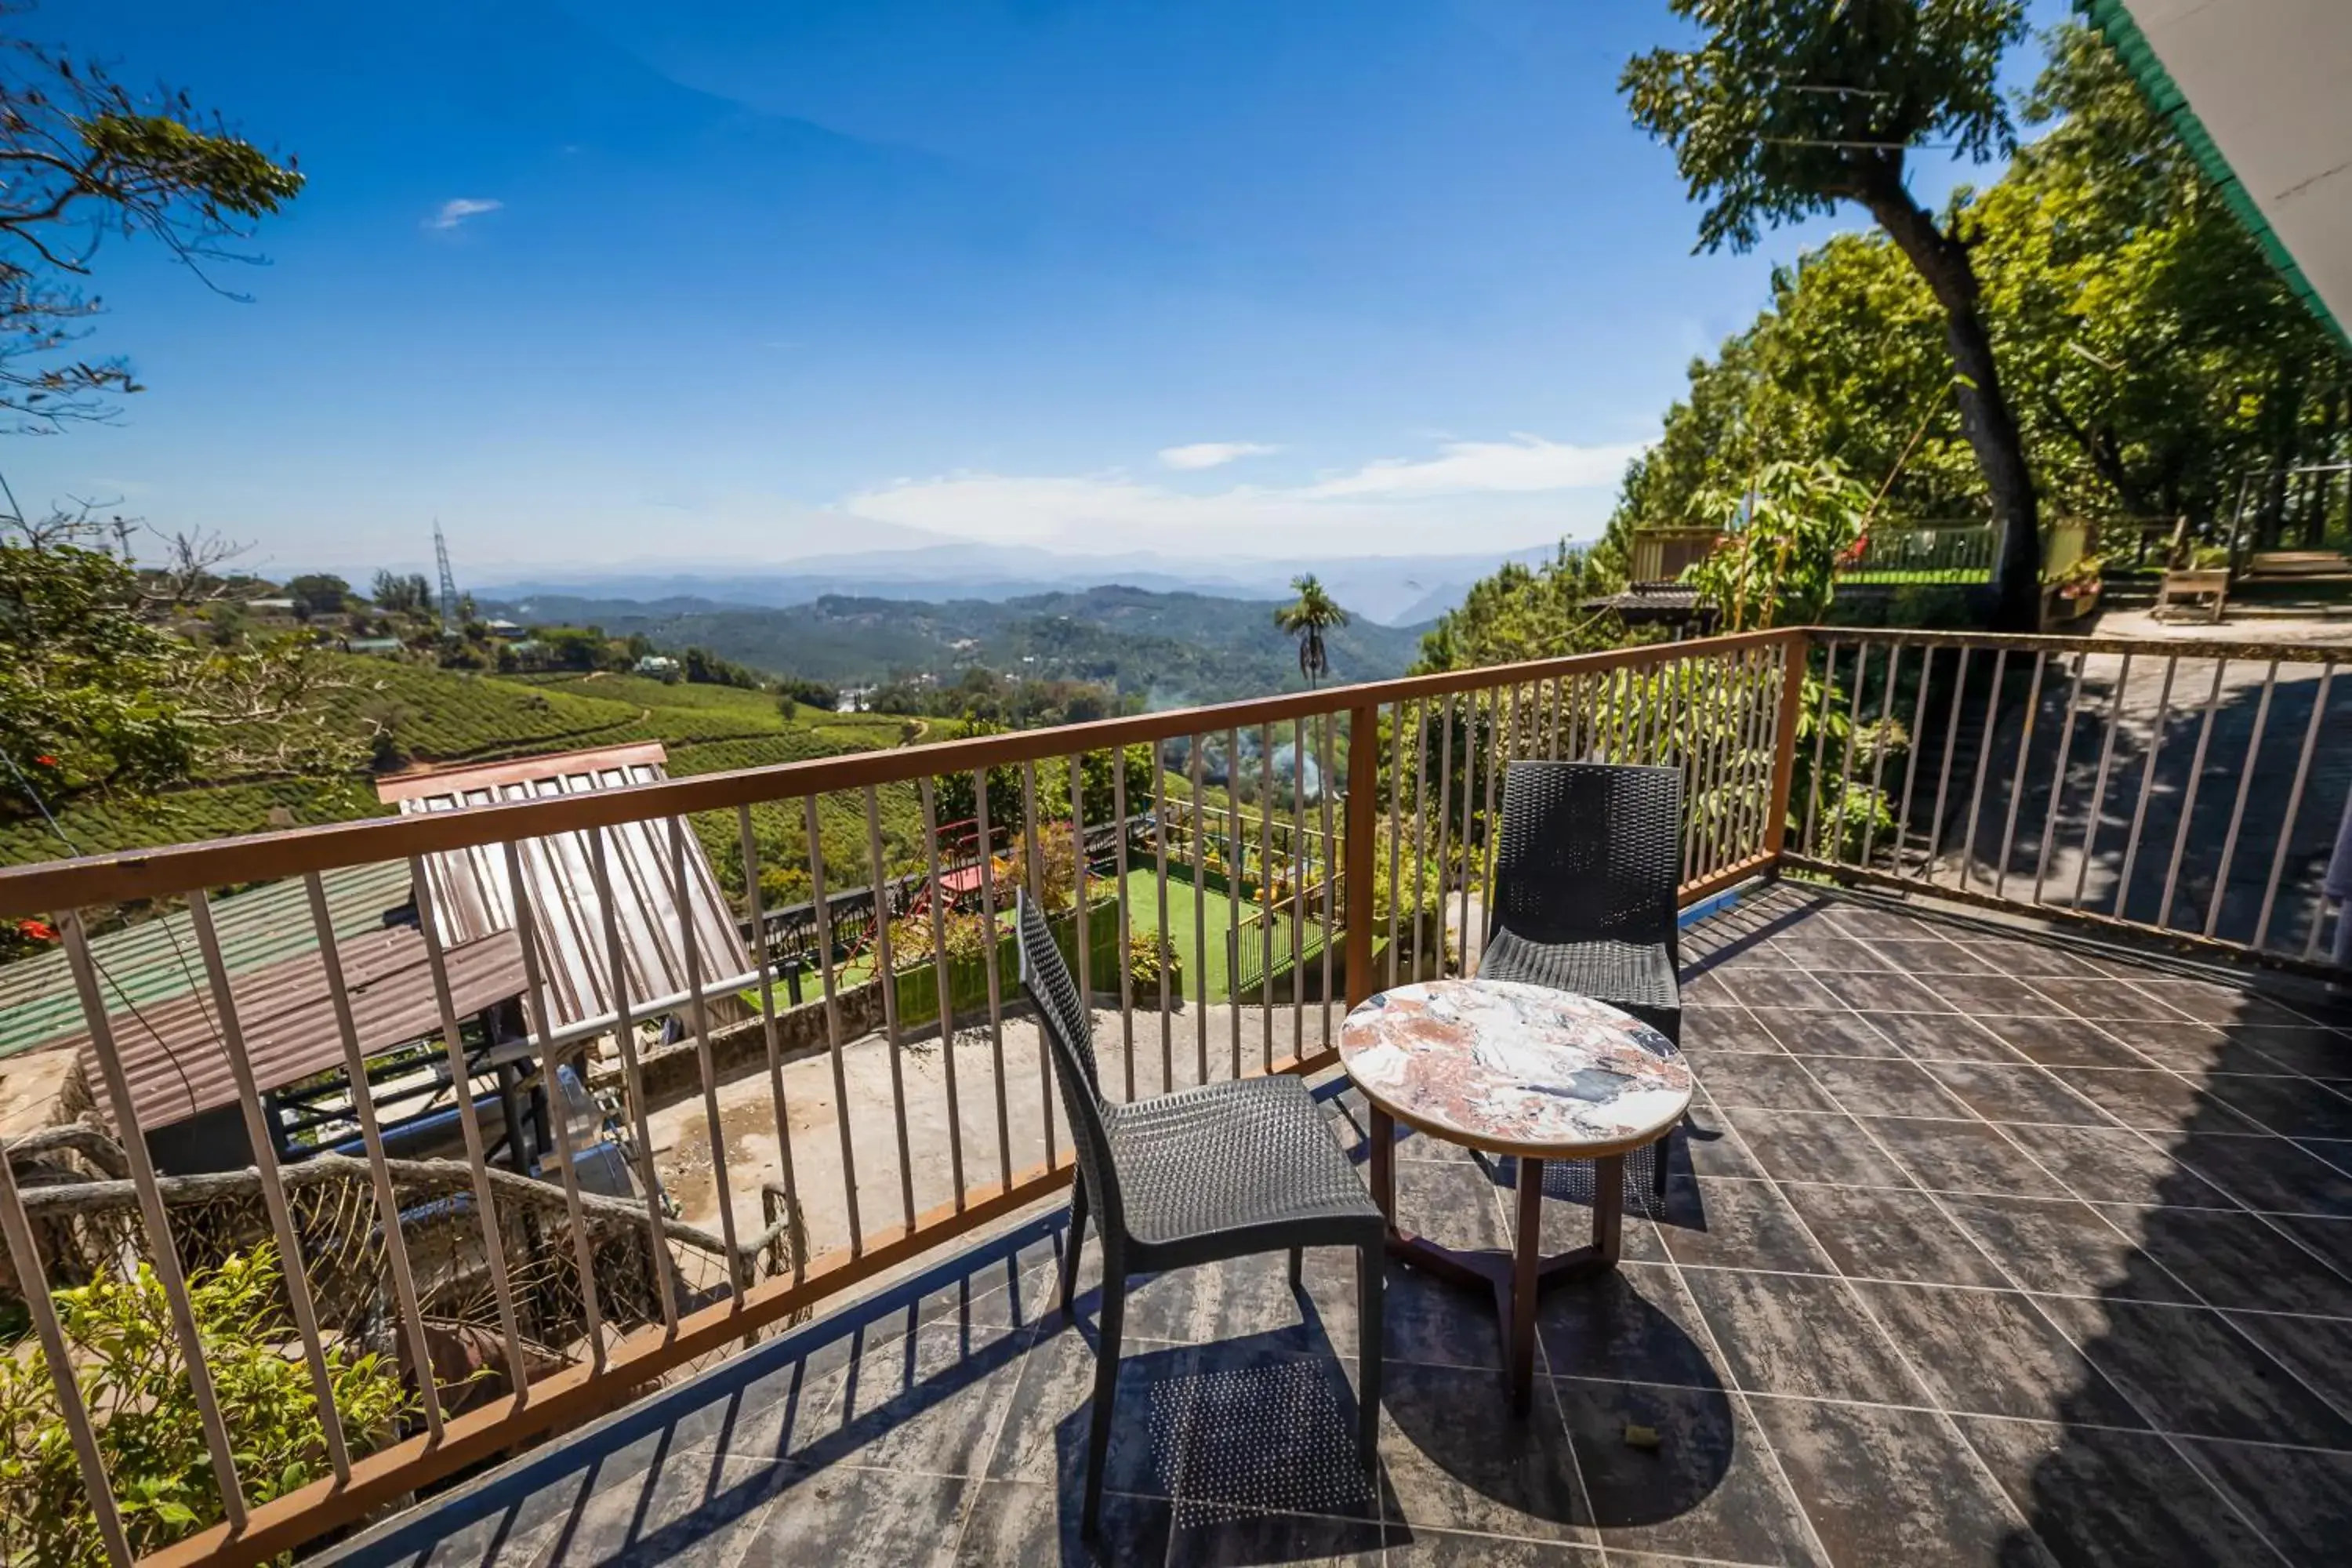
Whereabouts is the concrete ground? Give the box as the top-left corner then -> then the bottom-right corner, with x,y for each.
648,998 -> 1348,1264
648,902 -> 1485,1272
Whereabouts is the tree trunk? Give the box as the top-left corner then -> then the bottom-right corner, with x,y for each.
1859,180 -> 2042,630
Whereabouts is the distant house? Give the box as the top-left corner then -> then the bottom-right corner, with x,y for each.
245,596 -> 297,613
344,636 -> 405,656
634,654 -> 681,677
485,619 -> 525,638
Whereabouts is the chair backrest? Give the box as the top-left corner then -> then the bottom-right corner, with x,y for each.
1490,761 -> 1682,957
1014,891 -> 1123,1235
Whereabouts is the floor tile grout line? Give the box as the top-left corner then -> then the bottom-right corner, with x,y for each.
1979,971 -> 2352,1373
2077,971 -> 2352,1140
1544,1371 -> 2352,1460
1787,931 -> 2307,1565
942,1307 -> 1051,1566
1697,988 -> 2100,1567
1490,1146 -> 1613,1568
1599,1123 -> 1836,1568
1626,1250 -> 2352,1322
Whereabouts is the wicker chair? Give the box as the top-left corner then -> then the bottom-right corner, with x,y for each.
1015,891 -> 1385,1535
1479,760 -> 1686,1195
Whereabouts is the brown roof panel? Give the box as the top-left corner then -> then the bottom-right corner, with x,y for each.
67,926 -> 526,1132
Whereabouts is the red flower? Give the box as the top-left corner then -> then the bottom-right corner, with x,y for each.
32,755 -> 55,768
16,920 -> 57,943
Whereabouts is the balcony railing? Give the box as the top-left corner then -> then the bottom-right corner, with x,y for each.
0,624 -> 2342,1566
1627,520 -> 2101,589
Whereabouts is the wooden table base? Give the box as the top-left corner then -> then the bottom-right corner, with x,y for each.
1367,1105 -> 1626,1416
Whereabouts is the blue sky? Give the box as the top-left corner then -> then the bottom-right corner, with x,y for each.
20,0 -> 2062,579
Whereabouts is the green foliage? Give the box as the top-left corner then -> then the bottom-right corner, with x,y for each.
1791,671 -> 1909,858
681,646 -> 763,689
1123,927 -> 1182,997
1273,574 -> 1348,687
1412,546 -> 1625,673
1602,20 -> 2350,616
282,574 -> 348,619
0,527 -> 356,817
1624,0 -> 2046,628
495,586 -> 1423,705
0,534 -> 197,797
0,31 -> 301,430
0,1244 -> 411,1566
1685,459 -> 1875,630
1621,0 -> 2023,256
368,571 -> 433,618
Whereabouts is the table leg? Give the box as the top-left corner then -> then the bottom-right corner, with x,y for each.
1592,1153 -> 1624,1265
1369,1105 -> 1396,1229
1508,1156 -> 1544,1417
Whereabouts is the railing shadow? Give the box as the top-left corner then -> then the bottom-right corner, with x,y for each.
1991,1004 -> 2352,1564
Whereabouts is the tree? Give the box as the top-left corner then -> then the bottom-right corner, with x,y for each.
1273,574 -> 1348,688
0,9 -> 303,431
368,569 -> 433,617
1413,547 -> 1621,673
0,510 -> 355,812
284,572 -> 348,619
1684,458 -> 1875,630
1624,0 -> 2044,628
1603,22 -> 2347,580
0,1243 -> 410,1566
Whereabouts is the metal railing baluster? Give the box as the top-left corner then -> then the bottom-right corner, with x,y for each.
2255,662 -> 2333,953
185,890 -> 352,1479
1994,651 -> 2047,899
803,795 -> 863,1253
65,913 -> 250,1529
2114,655 -> 2180,924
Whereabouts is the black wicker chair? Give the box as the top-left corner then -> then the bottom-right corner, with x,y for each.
1479,760 -> 1686,1196
1015,891 -> 1385,1535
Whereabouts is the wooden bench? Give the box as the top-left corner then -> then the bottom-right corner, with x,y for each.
2244,550 -> 2352,580
2154,568 -> 2230,622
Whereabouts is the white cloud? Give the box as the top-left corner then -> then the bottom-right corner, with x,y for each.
1158,440 -> 1283,470
838,433 -> 1646,557
1298,434 -> 1641,498
425,198 -> 503,230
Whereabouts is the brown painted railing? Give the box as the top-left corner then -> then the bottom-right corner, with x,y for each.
0,621 -> 2341,1565
1783,630 -> 2349,972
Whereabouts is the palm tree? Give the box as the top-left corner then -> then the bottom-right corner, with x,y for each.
1274,574 -> 1348,688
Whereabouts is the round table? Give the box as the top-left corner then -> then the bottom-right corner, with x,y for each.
1338,978 -> 1692,1414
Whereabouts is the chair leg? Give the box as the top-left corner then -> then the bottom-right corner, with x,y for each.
1083,1269 -> 1124,1539
1356,1239 -> 1384,1472
1288,1244 -> 1304,1290
1061,1180 -> 1089,1314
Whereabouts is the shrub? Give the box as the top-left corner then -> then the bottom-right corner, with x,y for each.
0,1243 -> 413,1566
1125,930 -> 1182,999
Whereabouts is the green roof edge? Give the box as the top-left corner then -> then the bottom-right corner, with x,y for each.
2075,0 -> 2350,355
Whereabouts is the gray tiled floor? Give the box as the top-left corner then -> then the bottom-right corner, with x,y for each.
337,887 -> 2352,1567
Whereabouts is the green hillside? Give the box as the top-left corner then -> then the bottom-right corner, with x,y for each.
488,584 -> 1428,702
0,656 -> 935,868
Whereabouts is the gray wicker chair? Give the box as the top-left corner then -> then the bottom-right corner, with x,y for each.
1479,760 -> 1686,1195
1015,891 -> 1385,1535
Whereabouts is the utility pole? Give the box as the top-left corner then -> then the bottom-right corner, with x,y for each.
433,519 -> 459,634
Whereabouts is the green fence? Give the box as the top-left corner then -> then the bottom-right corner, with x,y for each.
889,898 -> 1127,1034
1227,882 -> 1340,998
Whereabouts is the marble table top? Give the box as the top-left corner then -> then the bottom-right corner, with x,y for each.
1339,978 -> 1691,1156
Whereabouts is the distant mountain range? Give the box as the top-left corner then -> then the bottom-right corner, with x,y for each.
474,541 -> 1563,628
482,583 -> 1436,705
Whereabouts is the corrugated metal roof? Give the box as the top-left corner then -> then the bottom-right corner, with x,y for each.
384,742 -> 752,1032
0,859 -> 415,1062
66,925 -> 527,1131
